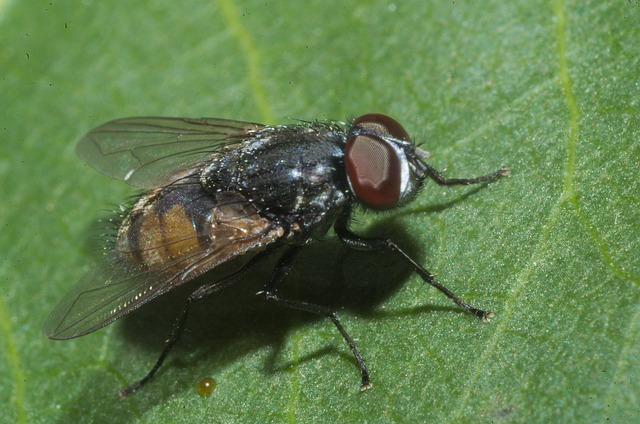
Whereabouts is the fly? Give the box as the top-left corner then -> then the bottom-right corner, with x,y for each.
44,113 -> 510,398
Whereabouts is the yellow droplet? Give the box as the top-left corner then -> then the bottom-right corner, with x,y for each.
196,377 -> 216,396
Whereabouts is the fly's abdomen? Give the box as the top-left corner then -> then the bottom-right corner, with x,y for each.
116,184 -> 208,270
115,181 -> 284,277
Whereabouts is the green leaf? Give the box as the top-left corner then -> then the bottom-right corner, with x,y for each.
1,0 -> 638,422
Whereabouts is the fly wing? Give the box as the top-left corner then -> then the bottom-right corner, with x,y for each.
44,192 -> 283,340
76,117 -> 264,189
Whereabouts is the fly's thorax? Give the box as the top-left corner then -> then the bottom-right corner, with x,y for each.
200,123 -> 351,238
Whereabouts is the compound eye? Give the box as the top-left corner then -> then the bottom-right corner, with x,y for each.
352,114 -> 411,142
345,133 -> 402,210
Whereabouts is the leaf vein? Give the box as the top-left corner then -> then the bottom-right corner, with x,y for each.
218,0 -> 273,123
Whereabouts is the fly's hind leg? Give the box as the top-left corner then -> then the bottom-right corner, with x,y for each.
118,250 -> 272,398
258,246 -> 372,391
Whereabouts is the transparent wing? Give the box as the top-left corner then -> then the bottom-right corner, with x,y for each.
76,117 -> 264,189
44,193 -> 282,340
44,253 -> 207,340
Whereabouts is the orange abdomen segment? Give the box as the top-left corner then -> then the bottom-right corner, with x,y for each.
115,184 -> 283,279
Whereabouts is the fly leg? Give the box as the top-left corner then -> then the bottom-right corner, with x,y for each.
421,164 -> 510,186
118,250 -> 272,398
334,211 -> 494,322
259,246 -> 372,391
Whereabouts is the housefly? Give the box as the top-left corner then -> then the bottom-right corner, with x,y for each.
44,113 -> 509,398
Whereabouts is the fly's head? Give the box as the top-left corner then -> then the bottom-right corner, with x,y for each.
345,114 -> 430,211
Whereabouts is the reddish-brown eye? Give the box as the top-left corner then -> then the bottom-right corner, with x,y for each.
345,134 -> 402,210
352,114 -> 411,142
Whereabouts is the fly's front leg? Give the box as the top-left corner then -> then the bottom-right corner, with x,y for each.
335,211 -> 493,322
118,250 -> 272,398
259,245 -> 372,391
422,163 -> 510,186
